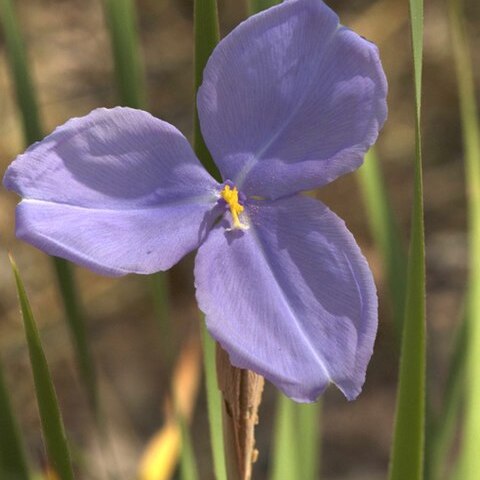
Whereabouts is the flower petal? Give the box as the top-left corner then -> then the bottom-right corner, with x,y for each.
194,195 -> 377,402
4,107 -> 220,275
197,0 -> 387,199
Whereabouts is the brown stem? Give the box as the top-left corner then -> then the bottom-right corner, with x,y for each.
216,344 -> 264,480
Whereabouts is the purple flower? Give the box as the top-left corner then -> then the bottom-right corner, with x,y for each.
3,0 -> 386,402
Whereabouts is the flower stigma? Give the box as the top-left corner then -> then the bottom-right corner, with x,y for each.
220,184 -> 249,230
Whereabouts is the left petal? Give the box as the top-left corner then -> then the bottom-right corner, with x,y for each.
3,107 -> 217,208
194,195 -> 377,402
3,107 -> 220,275
197,0 -> 387,199
14,198 -> 221,276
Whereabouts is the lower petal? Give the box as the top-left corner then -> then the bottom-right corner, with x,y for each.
17,198 -> 220,276
194,195 -> 377,402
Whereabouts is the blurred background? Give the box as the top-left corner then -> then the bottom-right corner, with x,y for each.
0,0 -> 479,478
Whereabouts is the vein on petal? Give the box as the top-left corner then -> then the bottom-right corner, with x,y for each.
21,194 -> 218,212
247,218 -> 332,383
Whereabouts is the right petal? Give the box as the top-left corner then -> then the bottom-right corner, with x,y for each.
3,107 -> 221,275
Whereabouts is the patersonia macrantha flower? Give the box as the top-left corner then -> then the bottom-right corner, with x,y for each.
3,0 -> 387,402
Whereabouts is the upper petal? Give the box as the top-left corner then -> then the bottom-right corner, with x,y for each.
197,0 -> 387,199
4,107 -> 217,207
3,107 -> 220,275
194,195 -> 377,402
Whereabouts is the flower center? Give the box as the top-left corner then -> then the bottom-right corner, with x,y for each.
220,184 -> 248,230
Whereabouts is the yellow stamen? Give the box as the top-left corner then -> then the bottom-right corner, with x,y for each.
220,185 -> 248,230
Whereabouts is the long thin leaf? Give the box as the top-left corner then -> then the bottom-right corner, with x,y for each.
0,355 -> 31,480
201,324 -> 227,480
178,412 -> 199,480
247,0 -> 278,13
388,0 -> 425,477
0,0 -> 41,143
103,0 -> 146,109
270,396 -> 298,480
270,395 -> 320,480
54,259 -> 97,417
9,255 -> 75,480
296,402 -> 320,480
0,0 -> 97,418
194,0 -> 221,181
425,315 -> 466,480
52,260 -> 98,417
357,149 -> 407,334
148,272 -> 171,356
193,2 -> 226,478
448,0 -> 480,478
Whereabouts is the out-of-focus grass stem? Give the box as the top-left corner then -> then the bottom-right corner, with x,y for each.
357,149 -> 407,336
388,0 -> 425,477
103,0 -> 146,109
297,402 -> 321,479
194,0 -> 222,182
0,0 -> 40,143
0,355 -> 31,480
271,396 -> 298,480
0,0 -> 98,418
149,273 -> 171,355
448,0 -> 480,478
247,0 -> 278,13
201,323 -> 227,480
425,315 -> 466,480
193,2 -> 227,478
53,259 -> 98,418
270,395 -> 320,480
178,410 -> 200,480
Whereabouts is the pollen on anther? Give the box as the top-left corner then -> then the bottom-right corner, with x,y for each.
220,184 -> 249,230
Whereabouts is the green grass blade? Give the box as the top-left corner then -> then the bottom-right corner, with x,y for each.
194,0 -> 221,181
52,259 -> 98,417
425,315 -> 466,480
178,411 -> 200,480
270,395 -> 320,480
9,255 -> 75,480
247,0 -> 279,14
448,0 -> 480,478
270,396 -> 298,480
149,272 -> 171,355
201,323 -> 227,480
388,0 -> 425,477
297,402 -> 321,479
0,0 -> 42,142
193,3 -> 226,477
0,355 -> 31,480
357,149 -> 407,334
103,0 -> 146,109
0,0 -> 98,420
